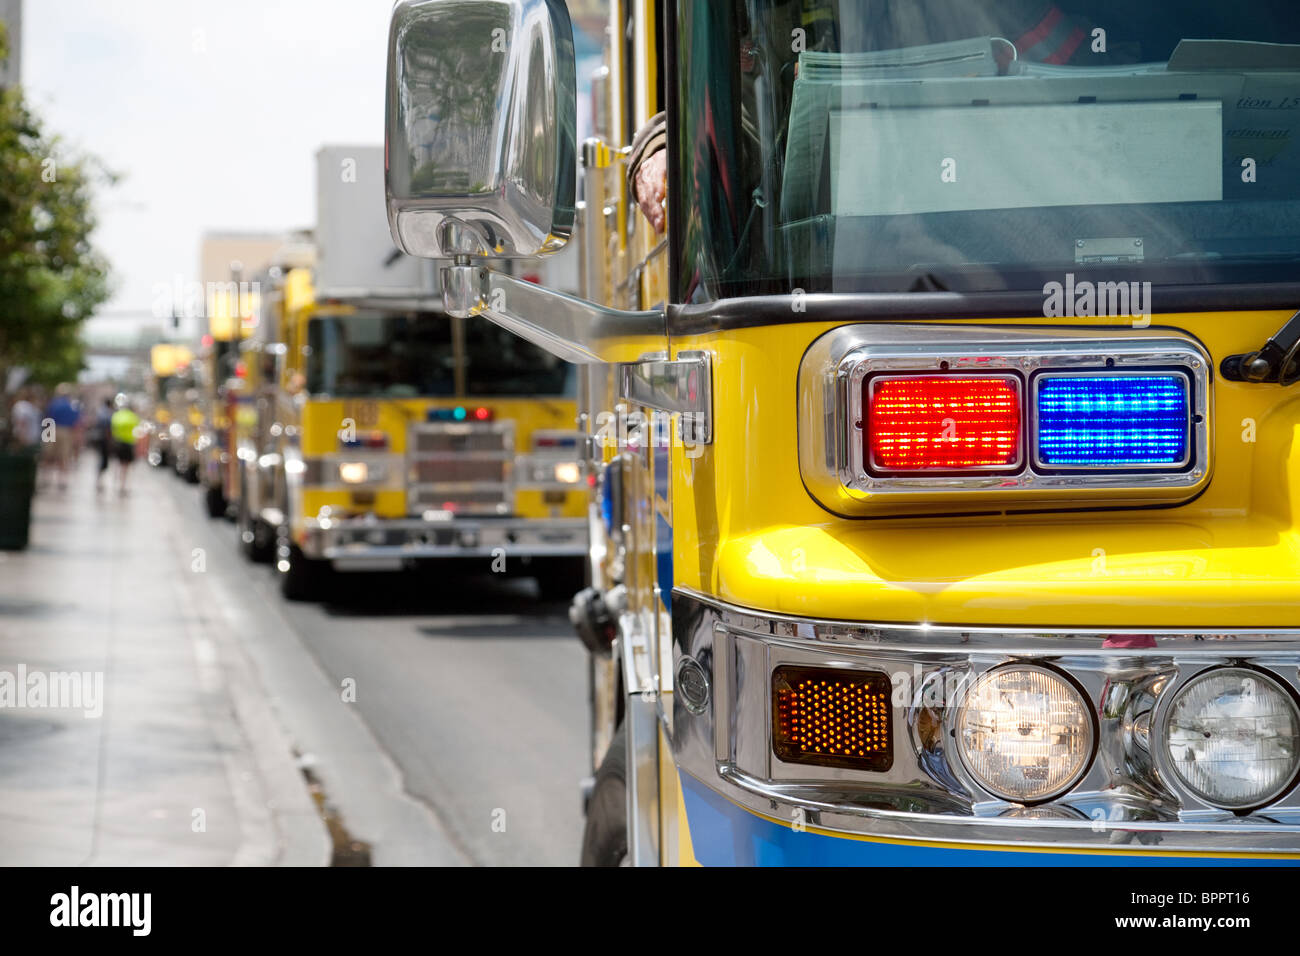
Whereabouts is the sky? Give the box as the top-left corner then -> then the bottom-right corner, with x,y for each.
22,1 -> 607,376
23,0 -> 414,338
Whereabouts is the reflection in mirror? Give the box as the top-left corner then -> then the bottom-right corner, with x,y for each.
386,0 -> 577,260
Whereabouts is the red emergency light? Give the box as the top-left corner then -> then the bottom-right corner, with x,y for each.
866,375 -> 1021,472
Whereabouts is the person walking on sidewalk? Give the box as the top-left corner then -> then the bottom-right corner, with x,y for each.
109,394 -> 140,496
44,384 -> 81,492
92,397 -> 113,494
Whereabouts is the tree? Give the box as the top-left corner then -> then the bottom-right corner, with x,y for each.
0,21 -> 113,419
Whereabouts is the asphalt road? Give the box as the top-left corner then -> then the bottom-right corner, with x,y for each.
160,465 -> 591,867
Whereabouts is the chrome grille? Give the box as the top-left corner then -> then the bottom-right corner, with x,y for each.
407,421 -> 514,515
411,458 -> 505,484
412,430 -> 509,454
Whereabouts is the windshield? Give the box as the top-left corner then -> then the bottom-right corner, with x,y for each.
676,1 -> 1300,303
462,318 -> 575,396
306,312 -> 574,398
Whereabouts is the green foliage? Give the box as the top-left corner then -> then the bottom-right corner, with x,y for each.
0,32 -> 113,394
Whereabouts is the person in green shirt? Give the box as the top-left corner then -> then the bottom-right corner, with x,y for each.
109,394 -> 140,495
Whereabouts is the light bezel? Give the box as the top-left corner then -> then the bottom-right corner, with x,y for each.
1030,368 -> 1195,473
339,460 -> 386,484
865,372 -> 1025,475
815,328 -> 1213,504
950,662 -> 1098,805
1155,665 -> 1300,812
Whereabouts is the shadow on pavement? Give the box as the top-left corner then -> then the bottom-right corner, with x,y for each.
315,568 -> 574,620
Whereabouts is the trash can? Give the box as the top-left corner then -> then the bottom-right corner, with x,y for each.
0,451 -> 39,550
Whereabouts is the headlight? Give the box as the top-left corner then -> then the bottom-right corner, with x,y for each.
553,462 -> 581,484
1162,667 -> 1300,809
955,664 -> 1094,803
339,461 -> 385,484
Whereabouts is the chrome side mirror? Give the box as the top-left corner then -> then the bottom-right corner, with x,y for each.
385,0 -> 577,259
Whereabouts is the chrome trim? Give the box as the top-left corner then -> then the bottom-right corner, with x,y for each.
671,588 -> 1300,855
407,419 -> 514,514
799,324 -> 1213,515
677,587 -> 1300,649
864,372 -> 1023,475
1030,369 -> 1194,472
708,765 -> 1300,855
301,514 -> 585,562
385,0 -> 577,259
442,263 -> 666,365
626,692 -> 660,867
618,350 -> 712,444
282,444 -> 303,528
582,137 -> 626,171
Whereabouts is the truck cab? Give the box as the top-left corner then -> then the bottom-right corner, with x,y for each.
246,266 -> 588,600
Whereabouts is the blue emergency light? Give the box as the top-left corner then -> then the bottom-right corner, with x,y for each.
1034,374 -> 1190,468
427,406 -> 467,422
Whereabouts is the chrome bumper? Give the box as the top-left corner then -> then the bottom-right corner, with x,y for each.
301,515 -> 587,564
671,589 -> 1300,858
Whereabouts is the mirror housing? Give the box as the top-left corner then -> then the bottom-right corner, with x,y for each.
385,0 -> 577,260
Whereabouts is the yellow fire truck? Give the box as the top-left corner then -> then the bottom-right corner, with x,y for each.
145,344 -> 193,469
386,1 -> 1300,866
238,266 -> 587,600
169,364 -> 205,484
233,147 -> 588,601
197,286 -> 256,517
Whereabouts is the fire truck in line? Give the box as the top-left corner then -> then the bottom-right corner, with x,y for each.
145,343 -> 193,469
384,0 -> 1300,865
231,146 -> 589,601
197,284 -> 257,518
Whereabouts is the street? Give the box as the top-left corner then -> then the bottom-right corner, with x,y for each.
0,457 -> 590,866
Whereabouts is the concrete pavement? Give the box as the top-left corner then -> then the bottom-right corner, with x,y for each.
153,470 -> 470,866
1,450 -> 572,867
0,455 -> 329,865
155,461 -> 587,866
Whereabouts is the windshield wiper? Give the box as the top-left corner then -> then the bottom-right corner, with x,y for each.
1221,309 -> 1300,386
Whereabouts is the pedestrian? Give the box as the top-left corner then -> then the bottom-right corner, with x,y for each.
92,397 -> 113,494
109,394 -> 139,495
44,384 -> 81,491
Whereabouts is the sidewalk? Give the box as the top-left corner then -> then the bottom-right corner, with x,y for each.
0,456 -> 328,865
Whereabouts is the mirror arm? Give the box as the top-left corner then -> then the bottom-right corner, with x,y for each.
441,258 -> 666,365
440,259 -> 712,444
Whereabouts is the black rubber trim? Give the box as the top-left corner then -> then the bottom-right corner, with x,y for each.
668,284 -> 1300,335
665,0 -> 680,310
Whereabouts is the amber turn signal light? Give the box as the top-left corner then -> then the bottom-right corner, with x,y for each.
773,666 -> 893,771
